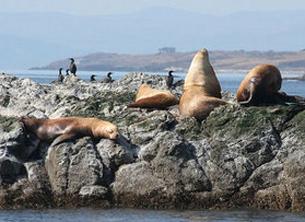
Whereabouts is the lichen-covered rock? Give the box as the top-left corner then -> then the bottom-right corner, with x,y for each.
0,73 -> 305,211
45,137 -> 105,195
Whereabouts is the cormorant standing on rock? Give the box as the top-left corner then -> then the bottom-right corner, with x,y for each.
90,75 -> 96,82
69,58 -> 77,76
58,68 -> 64,83
66,69 -> 70,76
166,70 -> 174,89
103,72 -> 113,83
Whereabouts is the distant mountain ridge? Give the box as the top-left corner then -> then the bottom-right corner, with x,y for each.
1,8 -> 305,69
34,50 -> 305,72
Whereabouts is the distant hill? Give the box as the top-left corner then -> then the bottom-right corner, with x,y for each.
1,8 -> 305,69
34,50 -> 305,72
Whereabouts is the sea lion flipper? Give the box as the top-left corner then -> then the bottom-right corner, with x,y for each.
127,102 -> 138,108
50,133 -> 76,147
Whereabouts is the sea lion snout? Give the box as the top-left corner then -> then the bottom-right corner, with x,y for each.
199,48 -> 208,56
106,126 -> 119,140
108,130 -> 118,140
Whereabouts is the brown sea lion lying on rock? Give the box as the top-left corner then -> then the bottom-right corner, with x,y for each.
128,83 -> 179,109
20,116 -> 119,147
179,49 -> 227,120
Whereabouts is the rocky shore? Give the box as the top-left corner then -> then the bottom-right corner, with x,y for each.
0,73 -> 305,211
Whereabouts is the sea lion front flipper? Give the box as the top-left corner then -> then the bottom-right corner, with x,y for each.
50,133 -> 76,147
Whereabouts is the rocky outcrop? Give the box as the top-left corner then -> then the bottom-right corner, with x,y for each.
0,73 -> 305,211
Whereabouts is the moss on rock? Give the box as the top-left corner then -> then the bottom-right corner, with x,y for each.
0,116 -> 18,132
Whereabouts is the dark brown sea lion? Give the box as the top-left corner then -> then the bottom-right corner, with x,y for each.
20,116 -> 119,146
179,49 -> 227,120
236,64 -> 282,105
128,83 -> 179,109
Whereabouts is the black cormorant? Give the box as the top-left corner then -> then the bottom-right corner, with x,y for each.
103,72 -> 113,83
69,58 -> 77,76
166,70 -> 174,89
90,74 -> 97,82
58,68 -> 64,83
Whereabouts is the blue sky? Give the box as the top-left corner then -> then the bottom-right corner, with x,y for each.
1,0 -> 305,68
1,0 -> 305,15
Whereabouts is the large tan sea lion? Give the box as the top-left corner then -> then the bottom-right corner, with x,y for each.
20,116 -> 119,146
236,64 -> 282,105
128,83 -> 179,109
179,49 -> 227,120
184,48 -> 222,98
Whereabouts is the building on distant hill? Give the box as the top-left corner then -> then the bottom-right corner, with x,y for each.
158,47 -> 176,54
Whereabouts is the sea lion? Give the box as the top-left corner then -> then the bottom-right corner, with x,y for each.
179,49 -> 227,120
184,48 -> 221,98
20,116 -> 119,146
128,83 -> 179,109
236,64 -> 282,105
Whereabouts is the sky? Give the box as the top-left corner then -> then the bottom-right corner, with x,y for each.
1,0 -> 305,69
1,0 -> 305,15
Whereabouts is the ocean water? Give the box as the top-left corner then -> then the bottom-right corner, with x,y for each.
2,69 -> 305,97
1,209 -> 305,222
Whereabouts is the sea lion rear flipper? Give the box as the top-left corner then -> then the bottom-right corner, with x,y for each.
50,133 -> 76,147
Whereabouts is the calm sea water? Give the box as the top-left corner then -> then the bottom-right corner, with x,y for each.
1,209 -> 305,222
2,69 -> 305,97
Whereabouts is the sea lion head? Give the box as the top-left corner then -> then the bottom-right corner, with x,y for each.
184,48 -> 221,98
95,121 -> 119,140
189,48 -> 210,72
106,126 -> 119,140
19,116 -> 40,133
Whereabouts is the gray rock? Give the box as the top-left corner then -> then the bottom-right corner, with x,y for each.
79,185 -> 108,198
0,73 -> 304,211
0,154 -> 25,184
45,137 -> 104,195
